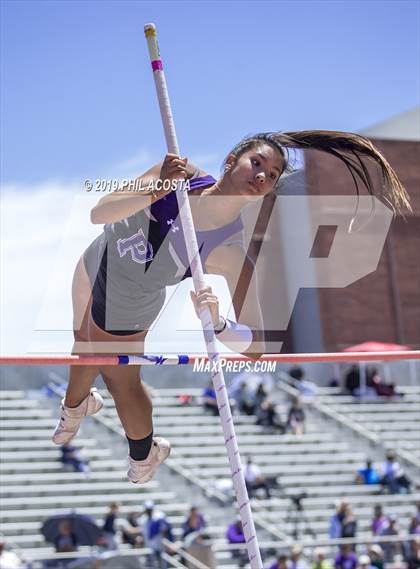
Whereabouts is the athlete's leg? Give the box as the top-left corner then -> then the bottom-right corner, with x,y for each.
65,255 -> 99,407
65,364 -> 99,407
99,358 -> 170,485
99,364 -> 152,438
52,256 -> 101,444
83,296 -> 153,436
65,260 -> 169,481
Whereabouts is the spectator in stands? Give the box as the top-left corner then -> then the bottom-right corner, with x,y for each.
140,500 -> 174,568
101,502 -> 120,550
341,506 -> 357,540
256,399 -> 285,433
367,367 -> 399,398
121,511 -> 143,548
243,456 -> 272,499
405,536 -> 420,569
290,545 -> 308,569
59,443 -> 89,473
355,460 -> 380,485
202,381 -> 218,415
380,450 -> 411,494
345,366 -> 360,395
357,555 -> 375,569
328,377 -> 340,390
234,381 -> 256,415
371,505 -> 390,536
380,515 -> 401,563
226,515 -> 247,568
54,521 -> 78,553
410,517 -> 420,535
367,545 -> 384,569
286,397 -> 305,435
230,372 -> 273,416
289,366 -> 304,382
311,547 -> 332,569
329,499 -> 349,539
334,545 -> 357,569
268,553 -> 290,569
403,524 -> 420,568
288,366 -> 317,398
182,506 -> 206,538
254,382 -> 269,409
0,536 -> 23,569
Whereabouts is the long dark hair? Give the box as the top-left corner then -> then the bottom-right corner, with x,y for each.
225,130 -> 411,214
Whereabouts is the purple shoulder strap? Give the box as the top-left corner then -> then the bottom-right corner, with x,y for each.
150,175 -> 243,273
188,175 -> 217,191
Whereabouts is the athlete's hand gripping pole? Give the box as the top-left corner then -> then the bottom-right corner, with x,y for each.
144,23 -> 263,568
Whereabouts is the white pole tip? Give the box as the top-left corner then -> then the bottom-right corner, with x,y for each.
144,23 -> 156,32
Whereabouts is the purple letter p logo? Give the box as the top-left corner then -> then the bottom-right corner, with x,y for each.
117,228 -> 154,264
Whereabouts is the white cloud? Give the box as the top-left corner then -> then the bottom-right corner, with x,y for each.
187,152 -> 223,177
1,178 -> 231,357
108,148 -> 156,180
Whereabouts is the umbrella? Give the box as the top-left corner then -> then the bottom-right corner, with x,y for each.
343,341 -> 410,352
42,513 -> 102,546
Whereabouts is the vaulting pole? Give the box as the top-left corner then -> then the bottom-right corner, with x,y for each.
144,23 -> 263,567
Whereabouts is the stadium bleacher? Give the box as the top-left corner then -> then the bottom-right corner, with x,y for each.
1,379 -> 419,569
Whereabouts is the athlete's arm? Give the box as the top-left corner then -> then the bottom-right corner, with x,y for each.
90,155 -> 208,224
206,245 -> 266,358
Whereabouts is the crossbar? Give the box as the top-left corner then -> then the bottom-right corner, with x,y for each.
0,351 -> 418,365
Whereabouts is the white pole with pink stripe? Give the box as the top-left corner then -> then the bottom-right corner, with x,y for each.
144,22 -> 263,568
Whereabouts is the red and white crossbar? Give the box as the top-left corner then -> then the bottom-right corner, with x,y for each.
0,351 -> 418,366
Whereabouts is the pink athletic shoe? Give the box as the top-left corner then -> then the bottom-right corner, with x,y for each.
127,437 -> 171,484
52,388 -> 104,445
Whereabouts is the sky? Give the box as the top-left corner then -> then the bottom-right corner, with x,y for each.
1,0 -> 419,356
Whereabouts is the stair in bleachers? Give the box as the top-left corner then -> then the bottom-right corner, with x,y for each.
2,380 -> 419,569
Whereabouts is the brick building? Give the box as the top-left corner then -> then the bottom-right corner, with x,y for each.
245,108 -> 419,353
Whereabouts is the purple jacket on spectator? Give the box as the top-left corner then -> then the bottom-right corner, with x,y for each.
226,522 -> 245,543
334,552 -> 357,569
372,516 -> 389,535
